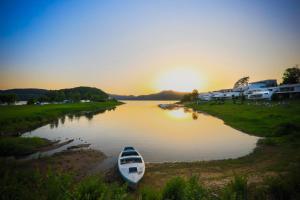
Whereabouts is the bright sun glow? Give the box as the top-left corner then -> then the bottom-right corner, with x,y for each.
155,68 -> 201,92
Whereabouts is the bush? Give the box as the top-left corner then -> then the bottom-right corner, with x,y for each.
273,123 -> 300,137
184,176 -> 208,200
74,176 -> 128,200
264,167 -> 300,200
0,167 -> 128,200
27,98 -> 36,105
0,168 -> 73,200
139,187 -> 161,200
39,170 -> 73,200
220,175 -> 248,200
162,177 -> 186,200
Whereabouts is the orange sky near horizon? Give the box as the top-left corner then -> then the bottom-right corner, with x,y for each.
1,1 -> 299,95
0,63 -> 289,95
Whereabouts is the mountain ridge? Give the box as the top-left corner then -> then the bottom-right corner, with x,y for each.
0,88 -> 189,101
110,90 -> 188,100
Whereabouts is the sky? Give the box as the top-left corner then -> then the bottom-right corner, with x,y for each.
1,0 -> 300,94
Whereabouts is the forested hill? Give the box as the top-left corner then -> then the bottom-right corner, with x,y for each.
110,90 -> 188,100
0,89 -> 48,101
0,87 -> 108,101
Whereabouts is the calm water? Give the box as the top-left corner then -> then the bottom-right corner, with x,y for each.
24,101 -> 259,163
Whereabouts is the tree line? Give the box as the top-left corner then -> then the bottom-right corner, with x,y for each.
0,86 -> 109,105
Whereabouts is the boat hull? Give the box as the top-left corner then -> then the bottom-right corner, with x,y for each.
118,147 -> 145,187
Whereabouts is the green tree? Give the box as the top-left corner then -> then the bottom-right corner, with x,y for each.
27,98 -> 36,105
233,76 -> 249,90
181,94 -> 193,102
0,94 -> 17,105
70,92 -> 81,102
191,89 -> 199,101
282,65 -> 300,84
38,95 -> 50,102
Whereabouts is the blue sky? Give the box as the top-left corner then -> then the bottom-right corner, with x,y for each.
1,0 -> 299,94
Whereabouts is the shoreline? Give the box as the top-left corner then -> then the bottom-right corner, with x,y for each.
0,101 -> 123,136
1,100 -> 299,198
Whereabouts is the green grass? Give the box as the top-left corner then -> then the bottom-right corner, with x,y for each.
1,164 -> 299,200
0,101 -> 122,136
0,166 -> 129,200
186,100 -> 300,137
0,136 -> 51,157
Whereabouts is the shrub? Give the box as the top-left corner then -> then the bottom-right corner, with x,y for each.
162,177 -> 186,200
0,168 -> 73,200
184,176 -> 208,200
264,167 -> 300,200
74,176 -> 128,200
274,123 -> 300,137
139,186 -> 161,200
39,170 -> 73,200
220,175 -> 248,200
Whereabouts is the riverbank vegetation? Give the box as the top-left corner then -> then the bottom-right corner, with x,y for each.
0,137 -> 51,157
1,159 -> 299,200
0,100 -> 122,136
186,100 -> 300,138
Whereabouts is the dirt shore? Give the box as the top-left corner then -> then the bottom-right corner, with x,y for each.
23,149 -> 107,179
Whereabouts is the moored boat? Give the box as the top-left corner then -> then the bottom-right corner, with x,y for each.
118,147 -> 145,187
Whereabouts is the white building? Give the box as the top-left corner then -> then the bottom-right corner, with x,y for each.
197,79 -> 300,101
277,83 -> 300,93
223,91 -> 241,99
246,83 -> 300,100
247,87 -> 278,100
243,79 -> 277,96
198,93 -> 212,101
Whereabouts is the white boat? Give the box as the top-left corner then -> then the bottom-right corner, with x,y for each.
118,147 -> 145,187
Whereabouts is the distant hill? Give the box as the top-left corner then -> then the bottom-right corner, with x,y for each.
0,87 -> 108,101
110,90 -> 188,100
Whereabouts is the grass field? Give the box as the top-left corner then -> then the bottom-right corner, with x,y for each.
0,101 -> 122,136
186,100 -> 300,137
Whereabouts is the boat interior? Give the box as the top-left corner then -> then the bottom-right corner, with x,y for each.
120,157 -> 142,165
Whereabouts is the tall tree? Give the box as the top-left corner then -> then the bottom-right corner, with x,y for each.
233,76 -> 249,90
282,65 -> 300,84
191,89 -> 199,100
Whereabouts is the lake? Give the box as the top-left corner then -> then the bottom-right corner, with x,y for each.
23,101 -> 259,163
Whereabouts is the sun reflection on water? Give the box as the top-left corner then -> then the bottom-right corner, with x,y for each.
166,109 -> 190,119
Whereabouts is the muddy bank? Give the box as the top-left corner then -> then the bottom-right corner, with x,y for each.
24,149 -> 107,179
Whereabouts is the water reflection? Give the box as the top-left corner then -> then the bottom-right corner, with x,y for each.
24,101 -> 259,162
192,112 -> 198,120
50,109 -> 109,129
164,106 -> 199,120
60,116 -> 65,125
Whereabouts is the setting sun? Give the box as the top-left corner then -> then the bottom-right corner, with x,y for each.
155,68 -> 201,92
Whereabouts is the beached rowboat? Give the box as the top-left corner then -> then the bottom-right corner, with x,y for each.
118,147 -> 145,187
